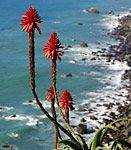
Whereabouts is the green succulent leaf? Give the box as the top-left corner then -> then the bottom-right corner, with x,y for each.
110,118 -> 131,126
92,125 -> 117,150
87,140 -> 92,150
116,139 -> 131,148
76,134 -> 88,150
109,141 -> 118,150
59,140 -> 81,150
116,144 -> 123,150
95,146 -> 109,150
101,118 -> 131,147
100,125 -> 118,145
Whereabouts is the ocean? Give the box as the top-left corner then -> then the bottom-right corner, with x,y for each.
0,0 -> 131,149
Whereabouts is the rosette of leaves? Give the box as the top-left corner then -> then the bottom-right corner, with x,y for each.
57,118 -> 131,150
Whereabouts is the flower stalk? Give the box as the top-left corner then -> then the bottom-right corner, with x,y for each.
20,6 -> 42,90
44,31 -> 80,143
20,8 -> 82,149
53,86 -> 79,143
29,31 -> 35,90
65,110 -> 69,124
51,99 -> 58,149
51,61 -> 59,149
52,60 -> 56,86
46,86 -> 61,149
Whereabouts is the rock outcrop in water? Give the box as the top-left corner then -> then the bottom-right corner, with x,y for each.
80,42 -> 88,47
84,8 -> 100,14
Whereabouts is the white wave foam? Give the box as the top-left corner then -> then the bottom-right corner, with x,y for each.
23,100 -> 51,108
4,114 -> 48,126
52,21 -> 61,24
106,61 -> 130,85
8,133 -> 19,137
5,114 -> 27,120
0,106 -> 13,112
101,11 -> 131,32
101,14 -> 119,31
68,60 -> 76,64
107,60 -> 130,70
5,115 -> 38,126
26,117 -> 38,126
40,100 -> 52,108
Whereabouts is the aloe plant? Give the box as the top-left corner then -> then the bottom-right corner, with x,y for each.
58,118 -> 131,150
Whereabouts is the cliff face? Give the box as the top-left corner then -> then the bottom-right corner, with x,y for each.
113,15 -> 131,67
112,15 -> 131,149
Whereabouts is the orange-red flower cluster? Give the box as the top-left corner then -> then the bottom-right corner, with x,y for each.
46,87 -> 59,101
59,90 -> 74,112
20,7 -> 43,35
44,32 -> 63,61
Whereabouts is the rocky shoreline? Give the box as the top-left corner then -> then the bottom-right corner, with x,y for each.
108,14 -> 131,148
75,13 -> 131,149
1,11 -> 131,150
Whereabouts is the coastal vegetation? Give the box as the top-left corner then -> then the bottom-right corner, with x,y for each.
17,7 -> 131,150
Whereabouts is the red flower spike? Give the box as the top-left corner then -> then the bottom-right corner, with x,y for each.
20,7 -> 43,35
44,32 -> 63,61
46,87 -> 59,101
59,90 -> 74,112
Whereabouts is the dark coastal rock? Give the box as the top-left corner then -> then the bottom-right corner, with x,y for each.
81,118 -> 86,122
81,58 -> 87,61
66,74 -> 72,77
90,116 -> 97,120
109,112 -> 116,119
103,118 -> 113,125
108,10 -> 114,15
63,45 -> 72,50
96,104 -> 101,107
106,53 -> 113,58
122,69 -> 131,80
97,50 -> 104,53
11,114 -> 16,118
109,103 -> 115,106
101,48 -> 106,51
124,54 -> 131,62
101,54 -> 106,57
66,45 -> 72,48
79,108 -> 88,112
71,125 -> 77,128
88,108 -> 93,112
106,58 -> 111,62
85,8 -> 100,14
118,103 -> 131,118
90,57 -> 96,60
77,23 -> 83,26
116,102 -> 120,106
77,123 -> 87,134
72,39 -> 76,42
80,42 -> 88,47
28,100 -> 33,103
80,52 -> 87,55
2,145 -> 10,148
103,103 -> 111,109
92,52 -> 97,55
113,119 -> 131,147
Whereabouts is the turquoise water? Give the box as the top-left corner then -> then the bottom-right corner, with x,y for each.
0,0 -> 131,149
